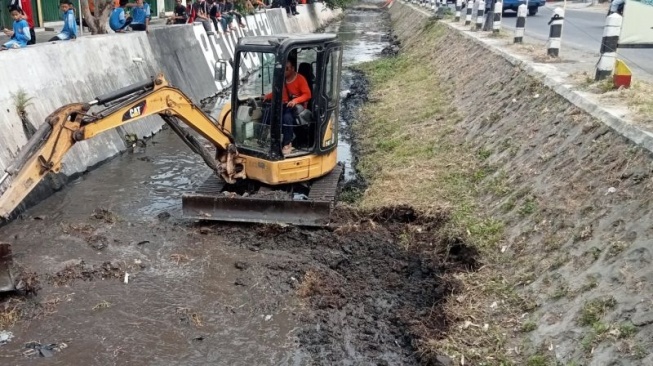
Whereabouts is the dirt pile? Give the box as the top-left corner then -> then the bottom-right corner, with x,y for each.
47,261 -> 125,287
207,206 -> 477,364
383,2 -> 653,364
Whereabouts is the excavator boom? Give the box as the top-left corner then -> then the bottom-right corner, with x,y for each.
0,74 -> 244,220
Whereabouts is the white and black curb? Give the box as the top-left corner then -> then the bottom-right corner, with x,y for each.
546,7 -> 564,57
465,0 -> 473,25
455,0 -> 462,21
476,0 -> 485,31
514,3 -> 527,43
595,13 -> 623,81
492,0 -> 502,33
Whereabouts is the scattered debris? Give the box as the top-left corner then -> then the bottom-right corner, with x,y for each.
86,235 -> 108,251
91,208 -> 118,224
13,269 -> 40,295
92,301 -> 112,311
176,307 -> 203,327
234,278 -> 248,287
157,211 -> 171,221
170,254 -> 189,265
60,223 -> 94,235
47,261 -> 124,286
23,341 -> 67,358
264,314 -> 272,322
0,330 -> 13,345
123,273 -> 129,284
234,261 -> 249,270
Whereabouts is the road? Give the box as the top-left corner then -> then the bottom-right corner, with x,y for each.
501,4 -> 653,77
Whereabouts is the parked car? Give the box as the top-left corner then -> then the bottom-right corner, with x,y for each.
502,0 -> 545,16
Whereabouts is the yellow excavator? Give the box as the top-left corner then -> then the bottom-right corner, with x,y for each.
0,34 -> 344,291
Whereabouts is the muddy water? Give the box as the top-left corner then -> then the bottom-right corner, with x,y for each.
0,6 -> 392,365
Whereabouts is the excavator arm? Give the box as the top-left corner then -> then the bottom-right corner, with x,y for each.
0,74 -> 244,219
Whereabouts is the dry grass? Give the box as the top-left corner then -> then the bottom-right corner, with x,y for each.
297,270 -> 321,298
0,297 -> 23,328
92,300 -> 112,311
570,71 -> 653,123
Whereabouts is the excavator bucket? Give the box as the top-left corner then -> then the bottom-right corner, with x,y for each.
182,164 -> 343,227
0,243 -> 14,292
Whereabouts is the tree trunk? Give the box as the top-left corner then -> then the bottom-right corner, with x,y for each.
80,0 -> 114,34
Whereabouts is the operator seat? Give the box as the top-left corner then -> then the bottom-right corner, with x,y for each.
294,62 -> 317,150
298,62 -> 315,110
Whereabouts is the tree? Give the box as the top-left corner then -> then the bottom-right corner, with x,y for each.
80,0 -> 115,34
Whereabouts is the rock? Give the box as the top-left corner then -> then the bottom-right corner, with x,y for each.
157,211 -> 171,221
631,311 -> 653,326
435,355 -> 454,366
0,330 -> 13,345
199,227 -> 210,235
234,278 -> 248,286
234,261 -> 249,270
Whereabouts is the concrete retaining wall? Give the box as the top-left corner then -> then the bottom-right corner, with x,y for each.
0,4 -> 341,214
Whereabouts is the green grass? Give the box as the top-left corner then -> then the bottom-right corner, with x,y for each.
521,320 -> 537,333
579,297 -> 617,326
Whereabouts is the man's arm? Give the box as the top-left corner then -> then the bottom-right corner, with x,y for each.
66,12 -> 77,38
18,23 -> 31,42
145,4 -> 151,30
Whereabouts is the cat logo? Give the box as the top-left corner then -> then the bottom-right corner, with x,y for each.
122,101 -> 147,122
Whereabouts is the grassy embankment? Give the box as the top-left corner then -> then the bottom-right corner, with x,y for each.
351,20 -> 527,365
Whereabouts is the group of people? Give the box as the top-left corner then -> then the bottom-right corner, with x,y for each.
2,0 -> 312,51
167,0 -> 303,33
167,0 -> 269,33
2,0 -> 152,51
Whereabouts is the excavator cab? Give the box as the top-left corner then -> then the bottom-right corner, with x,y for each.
223,34 -> 342,161
180,34 -> 344,225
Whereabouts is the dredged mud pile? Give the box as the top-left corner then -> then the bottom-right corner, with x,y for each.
0,205 -> 477,365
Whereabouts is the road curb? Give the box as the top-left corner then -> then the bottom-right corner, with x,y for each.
399,1 -> 653,156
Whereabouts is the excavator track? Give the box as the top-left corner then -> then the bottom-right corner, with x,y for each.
182,163 -> 344,226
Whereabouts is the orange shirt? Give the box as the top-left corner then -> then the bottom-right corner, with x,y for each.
265,73 -> 311,107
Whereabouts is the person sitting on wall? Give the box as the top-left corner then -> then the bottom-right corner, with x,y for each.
1,6 -> 31,50
262,59 -> 311,156
48,0 -> 77,41
167,0 -> 188,24
130,0 -> 151,32
193,0 -> 213,32
223,0 -> 246,28
186,0 -> 196,23
7,0 -> 35,45
110,0 -> 133,32
208,0 -> 222,33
